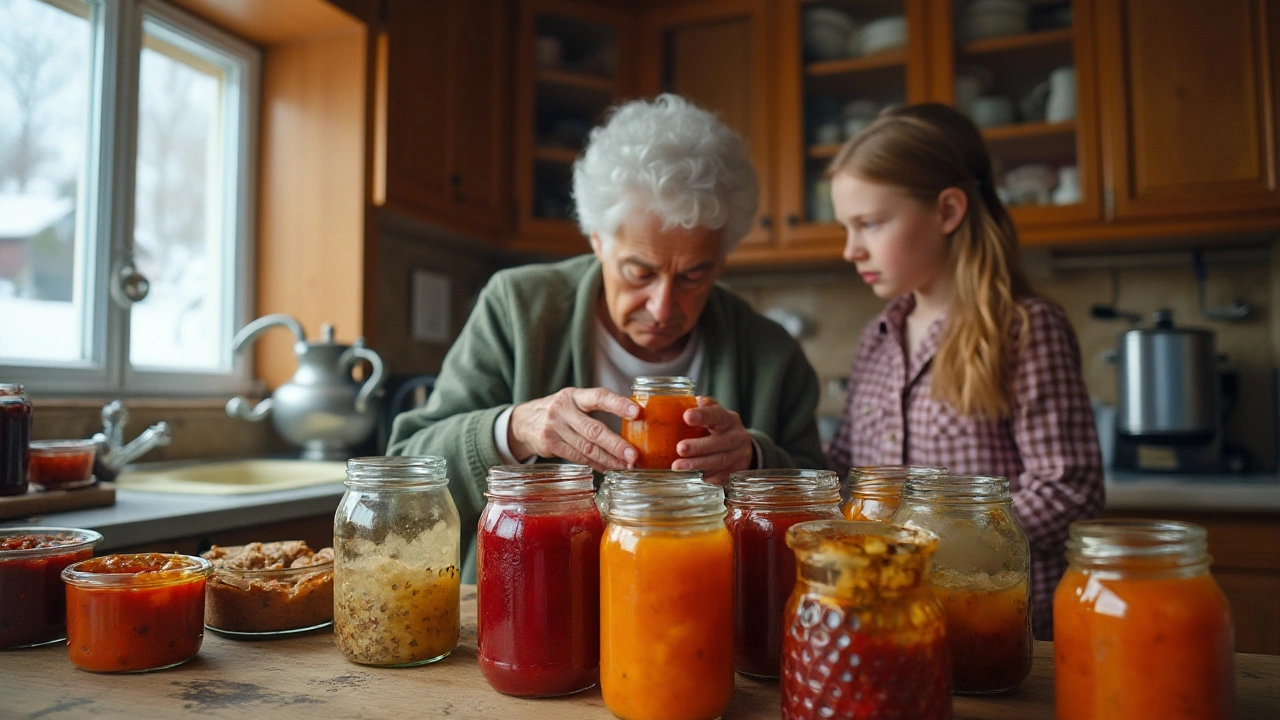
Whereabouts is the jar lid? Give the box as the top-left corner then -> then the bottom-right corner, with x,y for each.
726,469 -> 841,506
345,456 -> 447,487
1066,519 -> 1208,562
630,376 -> 695,393
603,473 -> 723,523
485,463 -> 594,499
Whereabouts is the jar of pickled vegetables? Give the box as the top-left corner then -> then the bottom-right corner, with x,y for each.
843,465 -> 945,521
1055,519 -> 1234,720
600,475 -> 733,720
892,474 -> 1032,694
782,520 -> 951,720
478,464 -> 604,697
620,376 -> 707,469
334,456 -> 460,667
726,468 -> 842,678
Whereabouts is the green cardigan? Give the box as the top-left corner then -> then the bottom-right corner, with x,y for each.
389,254 -> 825,576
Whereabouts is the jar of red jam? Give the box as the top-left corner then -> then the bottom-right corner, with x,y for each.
892,474 -> 1033,694
620,376 -> 708,469
1055,520 -> 1235,720
28,439 -> 100,490
477,464 -> 604,697
726,469 -> 842,678
782,520 -> 951,720
843,465 -> 945,521
0,384 -> 32,496
0,527 -> 102,649
62,553 -> 212,672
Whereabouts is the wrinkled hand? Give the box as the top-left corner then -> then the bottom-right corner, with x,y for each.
672,397 -> 754,485
508,387 -> 639,472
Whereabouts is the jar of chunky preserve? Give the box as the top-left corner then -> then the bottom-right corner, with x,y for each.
0,527 -> 102,649
843,465 -> 946,521
334,456 -> 460,667
892,474 -> 1032,694
478,464 -> 604,697
782,520 -> 951,720
620,376 -> 707,469
1055,520 -> 1234,720
726,469 -> 842,678
0,384 -> 32,497
600,474 -> 733,720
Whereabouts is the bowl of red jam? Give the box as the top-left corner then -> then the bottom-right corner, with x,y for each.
61,553 -> 212,672
0,528 -> 103,649
28,440 -> 100,491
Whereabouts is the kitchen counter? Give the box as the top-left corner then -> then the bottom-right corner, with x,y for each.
3,586 -> 1276,719
1105,469 -> 1280,512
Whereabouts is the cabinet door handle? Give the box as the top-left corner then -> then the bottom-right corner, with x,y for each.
759,215 -> 773,229
786,214 -> 799,227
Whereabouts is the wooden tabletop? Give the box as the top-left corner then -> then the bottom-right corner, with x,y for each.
3,585 -> 1278,719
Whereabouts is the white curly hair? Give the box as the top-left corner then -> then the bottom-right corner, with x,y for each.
572,94 -> 759,255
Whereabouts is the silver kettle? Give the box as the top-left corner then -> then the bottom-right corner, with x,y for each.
227,314 -> 386,460
1115,309 -> 1218,442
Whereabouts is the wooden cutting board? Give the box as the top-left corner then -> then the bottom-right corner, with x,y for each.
0,482 -> 115,521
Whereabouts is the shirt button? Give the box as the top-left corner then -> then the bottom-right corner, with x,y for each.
860,404 -> 874,416
886,432 -> 898,444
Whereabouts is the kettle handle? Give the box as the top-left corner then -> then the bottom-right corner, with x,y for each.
345,340 -> 386,415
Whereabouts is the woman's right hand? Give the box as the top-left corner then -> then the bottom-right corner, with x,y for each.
508,387 -> 639,472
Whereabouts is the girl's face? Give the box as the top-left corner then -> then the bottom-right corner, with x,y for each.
830,172 -> 959,299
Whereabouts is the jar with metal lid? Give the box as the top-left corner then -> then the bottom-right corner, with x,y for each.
781,520 -> 951,720
1055,519 -> 1234,720
478,464 -> 604,697
843,465 -> 946,521
600,471 -> 733,720
334,456 -> 460,667
892,474 -> 1032,694
726,468 -> 842,678
0,384 -> 32,496
620,376 -> 707,469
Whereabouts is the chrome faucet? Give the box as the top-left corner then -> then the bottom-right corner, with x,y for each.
91,400 -> 172,481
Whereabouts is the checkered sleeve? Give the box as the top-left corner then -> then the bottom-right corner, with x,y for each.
1008,299 -> 1106,550
825,317 -> 884,476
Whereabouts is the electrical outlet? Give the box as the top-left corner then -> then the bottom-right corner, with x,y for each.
411,269 -> 451,344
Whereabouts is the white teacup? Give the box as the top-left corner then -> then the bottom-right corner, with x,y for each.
1047,66 -> 1076,122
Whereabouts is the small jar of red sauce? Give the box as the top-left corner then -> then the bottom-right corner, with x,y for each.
726,469 -> 842,678
1055,520 -> 1235,720
62,553 -> 212,672
477,464 -> 604,697
0,384 -> 32,497
0,527 -> 102,649
620,376 -> 707,469
843,466 -> 945,521
782,520 -> 951,720
28,439 -> 99,490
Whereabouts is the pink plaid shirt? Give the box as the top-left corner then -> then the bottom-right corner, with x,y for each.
826,294 -> 1105,639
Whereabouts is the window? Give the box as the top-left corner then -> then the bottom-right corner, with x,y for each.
0,0 -> 258,395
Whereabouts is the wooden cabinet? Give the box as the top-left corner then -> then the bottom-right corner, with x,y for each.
376,0 -> 512,240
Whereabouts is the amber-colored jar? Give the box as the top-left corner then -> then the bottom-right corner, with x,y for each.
843,466 -> 945,521
1055,520 -> 1234,720
620,376 -> 707,469
781,520 -> 951,720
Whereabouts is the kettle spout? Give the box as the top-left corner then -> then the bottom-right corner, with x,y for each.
227,395 -> 274,422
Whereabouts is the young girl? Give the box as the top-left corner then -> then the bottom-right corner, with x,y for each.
824,103 -> 1103,639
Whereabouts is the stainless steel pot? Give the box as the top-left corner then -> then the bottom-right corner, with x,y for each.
1115,309 -> 1217,442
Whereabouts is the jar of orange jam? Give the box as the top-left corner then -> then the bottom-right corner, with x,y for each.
843,466 -> 945,521
600,473 -> 733,720
620,376 -> 708,469
61,553 -> 212,672
892,474 -> 1032,694
1054,520 -> 1235,720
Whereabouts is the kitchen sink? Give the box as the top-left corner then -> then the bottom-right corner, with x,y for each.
115,459 -> 347,495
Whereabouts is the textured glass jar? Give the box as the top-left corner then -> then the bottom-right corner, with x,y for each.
334,456 -> 460,667
843,465 -> 946,521
0,384 -> 32,497
620,376 -> 707,469
600,475 -> 733,720
781,520 -> 951,720
726,469 -> 842,678
1055,520 -> 1234,720
892,474 -> 1032,694
478,464 -> 604,697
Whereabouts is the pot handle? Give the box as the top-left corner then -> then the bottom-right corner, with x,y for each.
345,339 -> 386,415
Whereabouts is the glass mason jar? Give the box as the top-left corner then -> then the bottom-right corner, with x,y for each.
0,527 -> 102,649
334,456 -> 460,667
726,468 -> 842,678
1055,520 -> 1235,720
477,464 -> 604,697
600,475 -> 733,720
620,376 -> 707,469
782,520 -> 951,720
892,474 -> 1032,694
843,465 -> 946,521
0,384 -> 32,497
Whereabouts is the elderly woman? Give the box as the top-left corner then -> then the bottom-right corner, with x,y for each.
389,94 -> 824,578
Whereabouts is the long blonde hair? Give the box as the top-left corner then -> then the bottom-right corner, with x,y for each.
828,103 -> 1035,419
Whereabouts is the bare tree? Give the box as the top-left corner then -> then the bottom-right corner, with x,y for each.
0,0 -> 64,192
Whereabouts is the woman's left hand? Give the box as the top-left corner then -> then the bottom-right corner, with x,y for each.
672,397 -> 754,485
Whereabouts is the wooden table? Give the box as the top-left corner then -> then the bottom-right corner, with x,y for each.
3,585 -> 1278,719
